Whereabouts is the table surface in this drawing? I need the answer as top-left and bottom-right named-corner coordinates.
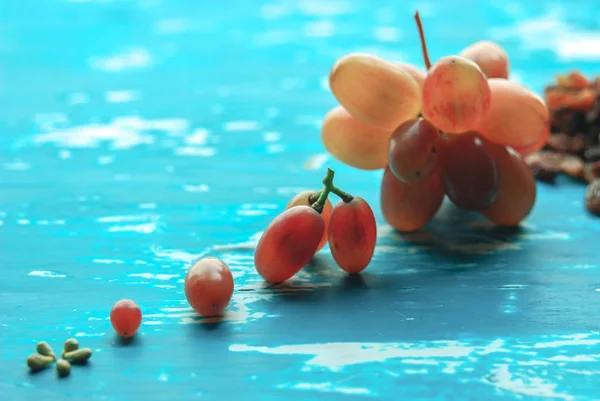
top-left (1, 1), bottom-right (600, 400)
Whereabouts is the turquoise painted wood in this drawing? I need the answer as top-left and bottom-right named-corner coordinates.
top-left (1, 0), bottom-right (600, 400)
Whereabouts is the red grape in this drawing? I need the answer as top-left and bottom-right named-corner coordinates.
top-left (328, 197), bottom-right (377, 274)
top-left (286, 191), bottom-right (332, 251)
top-left (110, 299), bottom-right (142, 338)
top-left (481, 145), bottom-right (536, 226)
top-left (388, 118), bottom-right (441, 184)
top-left (380, 166), bottom-right (444, 232)
top-left (254, 206), bottom-right (324, 283)
top-left (422, 56), bottom-right (491, 133)
top-left (184, 257), bottom-right (234, 316)
top-left (441, 132), bottom-right (499, 211)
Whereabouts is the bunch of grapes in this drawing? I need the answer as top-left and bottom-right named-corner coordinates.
top-left (321, 12), bottom-right (549, 231)
top-left (254, 168), bottom-right (377, 283)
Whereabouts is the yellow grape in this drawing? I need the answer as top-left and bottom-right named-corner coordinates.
top-left (395, 62), bottom-right (425, 88)
top-left (380, 166), bottom-right (444, 232)
top-left (422, 56), bottom-right (491, 133)
top-left (481, 145), bottom-right (536, 226)
top-left (476, 79), bottom-right (549, 150)
top-left (321, 106), bottom-right (392, 170)
top-left (460, 40), bottom-right (509, 79)
top-left (329, 53), bottom-right (421, 130)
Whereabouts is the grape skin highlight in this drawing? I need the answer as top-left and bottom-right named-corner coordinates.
top-left (329, 53), bottom-right (422, 130)
top-left (388, 118), bottom-right (441, 184)
top-left (422, 56), bottom-right (491, 133)
top-left (380, 166), bottom-right (445, 232)
top-left (254, 206), bottom-right (324, 283)
top-left (322, 106), bottom-right (393, 170)
top-left (328, 197), bottom-right (377, 274)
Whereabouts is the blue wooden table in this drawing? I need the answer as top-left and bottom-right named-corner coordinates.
top-left (1, 1), bottom-right (600, 400)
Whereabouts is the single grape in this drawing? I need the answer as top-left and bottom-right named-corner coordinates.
top-left (184, 257), bottom-right (234, 316)
top-left (254, 206), bottom-right (324, 283)
top-left (422, 56), bottom-right (491, 133)
top-left (476, 79), bottom-right (549, 150)
top-left (286, 190), bottom-right (332, 251)
top-left (380, 166), bottom-right (444, 232)
top-left (328, 197), bottom-right (377, 274)
top-left (395, 62), bottom-right (426, 88)
top-left (388, 118), bottom-right (441, 184)
top-left (459, 40), bottom-right (509, 79)
top-left (329, 53), bottom-right (421, 130)
top-left (322, 106), bottom-right (392, 170)
top-left (110, 299), bottom-right (142, 338)
top-left (481, 145), bottom-right (536, 226)
top-left (441, 132), bottom-right (499, 211)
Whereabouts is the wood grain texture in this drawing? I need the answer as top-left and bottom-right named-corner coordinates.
top-left (1, 1), bottom-right (600, 400)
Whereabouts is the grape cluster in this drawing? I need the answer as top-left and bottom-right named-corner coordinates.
top-left (322, 13), bottom-right (548, 231)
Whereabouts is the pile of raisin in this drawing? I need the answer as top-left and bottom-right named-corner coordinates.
top-left (525, 71), bottom-right (600, 215)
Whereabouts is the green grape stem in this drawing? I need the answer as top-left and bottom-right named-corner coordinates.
top-left (310, 168), bottom-right (354, 213)
top-left (414, 11), bottom-right (432, 70)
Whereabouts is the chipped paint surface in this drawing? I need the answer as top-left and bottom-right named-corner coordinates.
top-left (2, 0), bottom-right (600, 400)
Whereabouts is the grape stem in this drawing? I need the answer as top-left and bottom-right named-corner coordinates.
top-left (310, 168), bottom-right (354, 213)
top-left (414, 11), bottom-right (431, 70)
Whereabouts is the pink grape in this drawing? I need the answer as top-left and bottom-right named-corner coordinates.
top-left (184, 257), bottom-right (234, 317)
top-left (476, 79), bottom-right (549, 150)
top-left (110, 299), bottom-right (142, 338)
top-left (460, 40), bottom-right (509, 79)
top-left (422, 56), bottom-right (491, 134)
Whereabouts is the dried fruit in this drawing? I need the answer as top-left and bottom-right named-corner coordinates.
top-left (559, 154), bottom-right (585, 179)
top-left (27, 354), bottom-right (54, 373)
top-left (528, 71), bottom-right (600, 215)
top-left (586, 180), bottom-right (600, 215)
top-left (63, 348), bottom-right (92, 365)
top-left (56, 359), bottom-right (71, 378)
top-left (36, 341), bottom-right (55, 360)
top-left (63, 338), bottom-right (79, 355)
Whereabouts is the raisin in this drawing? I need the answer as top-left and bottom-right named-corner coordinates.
top-left (526, 152), bottom-right (561, 183)
top-left (552, 108), bottom-right (587, 136)
top-left (585, 180), bottom-right (600, 215)
top-left (546, 133), bottom-right (571, 152)
top-left (559, 155), bottom-right (585, 179)
top-left (584, 146), bottom-right (600, 162)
